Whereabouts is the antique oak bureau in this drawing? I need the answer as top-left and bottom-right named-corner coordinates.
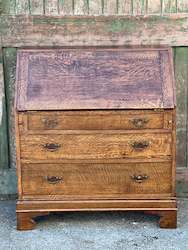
top-left (15, 47), bottom-right (177, 230)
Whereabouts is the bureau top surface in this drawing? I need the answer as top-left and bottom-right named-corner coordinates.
top-left (16, 47), bottom-right (175, 111)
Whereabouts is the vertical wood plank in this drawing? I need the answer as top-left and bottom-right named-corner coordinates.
top-left (147, 0), bottom-right (162, 14)
top-left (0, 0), bottom-right (16, 14)
top-left (45, 0), bottom-right (59, 15)
top-left (174, 48), bottom-right (188, 168)
top-left (30, 0), bottom-right (44, 14)
top-left (163, 0), bottom-right (177, 13)
top-left (74, 0), bottom-right (89, 15)
top-left (0, 49), bottom-right (9, 169)
top-left (59, 0), bottom-right (73, 15)
top-left (118, 0), bottom-right (132, 14)
top-left (89, 0), bottom-right (102, 15)
top-left (132, 0), bottom-right (146, 15)
top-left (3, 48), bottom-right (17, 169)
top-left (103, 0), bottom-right (118, 15)
top-left (177, 0), bottom-right (188, 13)
top-left (15, 0), bottom-right (30, 14)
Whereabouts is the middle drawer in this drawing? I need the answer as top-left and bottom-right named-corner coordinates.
top-left (20, 132), bottom-right (172, 162)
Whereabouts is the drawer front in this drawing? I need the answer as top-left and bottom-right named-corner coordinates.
top-left (26, 111), bottom-right (172, 131)
top-left (22, 162), bottom-right (172, 198)
top-left (20, 133), bottom-right (172, 161)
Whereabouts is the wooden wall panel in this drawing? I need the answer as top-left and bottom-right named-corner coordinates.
top-left (2, 0), bottom-right (188, 15)
top-left (58, 0), bottom-right (73, 15)
top-left (118, 0), bottom-right (132, 14)
top-left (74, 0), bottom-right (89, 15)
top-left (3, 16), bottom-right (188, 47)
top-left (0, 49), bottom-right (9, 169)
top-left (147, 0), bottom-right (161, 14)
top-left (89, 0), bottom-right (102, 15)
top-left (0, 0), bottom-right (16, 14)
top-left (45, 0), bottom-right (59, 15)
top-left (103, 0), bottom-right (118, 15)
top-left (30, 0), bottom-right (44, 15)
top-left (177, 0), bottom-right (188, 13)
top-left (174, 48), bottom-right (188, 169)
top-left (15, 0), bottom-right (30, 14)
top-left (163, 0), bottom-right (177, 13)
top-left (132, 0), bottom-right (146, 15)
top-left (2, 48), bottom-right (17, 169)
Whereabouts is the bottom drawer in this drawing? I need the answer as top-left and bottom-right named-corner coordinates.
top-left (21, 162), bottom-right (173, 199)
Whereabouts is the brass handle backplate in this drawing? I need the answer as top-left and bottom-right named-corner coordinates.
top-left (42, 118), bottom-right (58, 129)
top-left (45, 176), bottom-right (63, 184)
top-left (131, 174), bottom-right (149, 183)
top-left (42, 143), bottom-right (61, 152)
top-left (130, 141), bottom-right (150, 151)
top-left (130, 118), bottom-right (149, 128)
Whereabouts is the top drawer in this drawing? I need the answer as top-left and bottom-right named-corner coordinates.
top-left (25, 110), bottom-right (173, 131)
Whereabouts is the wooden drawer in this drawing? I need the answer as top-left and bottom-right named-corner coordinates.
top-left (20, 132), bottom-right (172, 162)
top-left (25, 110), bottom-right (173, 131)
top-left (21, 162), bottom-right (172, 198)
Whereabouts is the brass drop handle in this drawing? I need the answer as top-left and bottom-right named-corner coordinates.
top-left (130, 118), bottom-right (149, 128)
top-left (130, 141), bottom-right (150, 151)
top-left (45, 176), bottom-right (63, 184)
top-left (42, 118), bottom-right (58, 129)
top-left (42, 143), bottom-right (61, 152)
top-left (131, 174), bottom-right (149, 183)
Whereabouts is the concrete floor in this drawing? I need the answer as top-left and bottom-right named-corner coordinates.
top-left (0, 200), bottom-right (188, 250)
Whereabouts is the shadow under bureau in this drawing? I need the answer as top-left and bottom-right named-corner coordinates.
top-left (15, 47), bottom-right (177, 230)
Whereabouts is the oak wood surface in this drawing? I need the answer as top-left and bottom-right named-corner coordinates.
top-left (16, 48), bottom-right (175, 110)
top-left (20, 132), bottom-right (172, 161)
top-left (26, 110), bottom-right (172, 131)
top-left (15, 47), bottom-right (177, 229)
top-left (21, 162), bottom-right (172, 198)
top-left (17, 199), bottom-right (177, 211)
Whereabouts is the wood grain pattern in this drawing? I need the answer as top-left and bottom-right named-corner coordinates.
top-left (26, 110), bottom-right (170, 131)
top-left (3, 48), bottom-right (17, 169)
top-left (21, 162), bottom-right (173, 197)
top-left (163, 0), bottom-right (177, 13)
top-left (177, 0), bottom-right (188, 13)
top-left (45, 0), bottom-right (59, 15)
top-left (2, 16), bottom-right (188, 47)
top-left (174, 48), bottom-right (188, 168)
top-left (103, 0), bottom-right (118, 15)
top-left (15, 0), bottom-right (30, 14)
top-left (58, 0), bottom-right (73, 15)
top-left (20, 133), bottom-right (172, 161)
top-left (15, 47), bottom-right (177, 230)
top-left (118, 0), bottom-right (132, 14)
top-left (30, 0), bottom-right (44, 14)
top-left (16, 48), bottom-right (175, 111)
top-left (16, 205), bottom-right (177, 230)
top-left (132, 0), bottom-right (146, 15)
top-left (0, 49), bottom-right (9, 169)
top-left (74, 0), bottom-right (89, 15)
top-left (88, 0), bottom-right (102, 15)
top-left (17, 212), bottom-right (49, 230)
top-left (1, 0), bottom-right (188, 15)
top-left (147, 0), bottom-right (161, 14)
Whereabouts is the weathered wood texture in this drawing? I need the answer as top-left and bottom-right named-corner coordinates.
top-left (16, 48), bottom-right (175, 110)
top-left (2, 16), bottom-right (188, 47)
top-left (1, 0), bottom-right (188, 15)
top-left (0, 49), bottom-right (9, 169)
top-left (2, 48), bottom-right (17, 169)
top-left (174, 48), bottom-right (188, 169)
